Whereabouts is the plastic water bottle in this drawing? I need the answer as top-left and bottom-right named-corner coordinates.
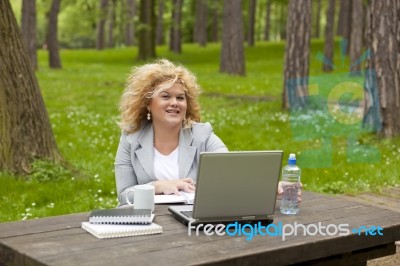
top-left (280, 153), bottom-right (301, 215)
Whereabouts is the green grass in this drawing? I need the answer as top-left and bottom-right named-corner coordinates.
top-left (1, 40), bottom-right (399, 222)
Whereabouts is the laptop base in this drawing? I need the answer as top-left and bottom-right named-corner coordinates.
top-left (170, 209), bottom-right (274, 228)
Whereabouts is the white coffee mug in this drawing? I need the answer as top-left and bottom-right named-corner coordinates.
top-left (125, 184), bottom-right (155, 212)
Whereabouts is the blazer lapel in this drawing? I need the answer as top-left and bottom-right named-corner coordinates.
top-left (179, 128), bottom-right (197, 178)
top-left (135, 123), bottom-right (155, 180)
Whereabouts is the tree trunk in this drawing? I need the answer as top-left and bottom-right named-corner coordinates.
top-left (314, 0), bottom-right (321, 38)
top-left (220, 0), bottom-right (245, 76)
top-left (125, 0), bottom-right (136, 46)
top-left (337, 0), bottom-right (346, 36)
top-left (279, 2), bottom-right (287, 40)
top-left (323, 0), bottom-right (335, 72)
top-left (0, 0), bottom-right (62, 174)
top-left (138, 0), bottom-right (156, 60)
top-left (349, 0), bottom-right (363, 75)
top-left (96, 0), bottom-right (108, 50)
top-left (21, 0), bottom-right (37, 70)
top-left (169, 0), bottom-right (183, 53)
top-left (264, 0), bottom-right (271, 41)
top-left (107, 0), bottom-right (116, 48)
top-left (194, 0), bottom-right (208, 47)
top-left (362, 0), bottom-right (381, 132)
top-left (282, 0), bottom-right (312, 110)
top-left (337, 0), bottom-right (352, 52)
top-left (247, 0), bottom-right (256, 46)
top-left (156, 0), bottom-right (165, 45)
top-left (370, 0), bottom-right (400, 137)
top-left (47, 0), bottom-right (62, 69)
top-left (210, 1), bottom-right (220, 42)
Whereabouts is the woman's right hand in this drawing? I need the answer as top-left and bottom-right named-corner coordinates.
top-left (153, 178), bottom-right (195, 195)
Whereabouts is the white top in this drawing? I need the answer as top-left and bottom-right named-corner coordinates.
top-left (154, 147), bottom-right (179, 180)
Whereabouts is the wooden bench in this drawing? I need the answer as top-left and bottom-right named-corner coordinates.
top-left (0, 191), bottom-right (399, 265)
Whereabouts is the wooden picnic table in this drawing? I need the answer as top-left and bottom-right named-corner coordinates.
top-left (0, 191), bottom-right (399, 266)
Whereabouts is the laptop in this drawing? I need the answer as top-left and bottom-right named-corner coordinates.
top-left (168, 151), bottom-right (283, 226)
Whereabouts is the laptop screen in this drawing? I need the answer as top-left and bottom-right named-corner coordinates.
top-left (192, 151), bottom-right (283, 220)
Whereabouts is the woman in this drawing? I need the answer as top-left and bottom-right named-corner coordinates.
top-left (115, 59), bottom-right (227, 205)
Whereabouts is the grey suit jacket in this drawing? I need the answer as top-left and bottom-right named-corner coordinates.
top-left (114, 121), bottom-right (228, 205)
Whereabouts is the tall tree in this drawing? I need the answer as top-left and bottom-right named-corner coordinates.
top-left (210, 1), bottom-right (220, 42)
top-left (314, 0), bottom-right (321, 38)
top-left (46, 0), bottom-right (62, 69)
top-left (0, 0), bottom-right (61, 174)
top-left (279, 2), bottom-right (287, 40)
top-left (369, 0), bottom-right (400, 137)
top-left (107, 0), bottom-right (116, 48)
top-left (125, 0), bottom-right (136, 46)
top-left (264, 0), bottom-right (272, 41)
top-left (337, 0), bottom-right (352, 50)
top-left (247, 0), bottom-right (257, 46)
top-left (220, 0), bottom-right (245, 75)
top-left (21, 0), bottom-right (37, 70)
top-left (349, 0), bottom-right (363, 75)
top-left (282, 0), bottom-right (312, 109)
top-left (96, 0), bottom-right (108, 50)
top-left (138, 0), bottom-right (156, 60)
top-left (323, 0), bottom-right (335, 72)
top-left (363, 0), bottom-right (380, 132)
top-left (193, 0), bottom-right (208, 47)
top-left (169, 0), bottom-right (183, 53)
top-left (156, 0), bottom-right (165, 45)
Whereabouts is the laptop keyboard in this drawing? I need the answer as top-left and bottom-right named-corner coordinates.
top-left (181, 211), bottom-right (193, 218)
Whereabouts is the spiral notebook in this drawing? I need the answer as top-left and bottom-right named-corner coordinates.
top-left (89, 208), bottom-right (154, 224)
top-left (82, 222), bottom-right (162, 239)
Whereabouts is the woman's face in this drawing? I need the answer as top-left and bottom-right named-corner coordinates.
top-left (148, 83), bottom-right (187, 129)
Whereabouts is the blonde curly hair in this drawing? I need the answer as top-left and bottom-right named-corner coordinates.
top-left (118, 59), bottom-right (201, 133)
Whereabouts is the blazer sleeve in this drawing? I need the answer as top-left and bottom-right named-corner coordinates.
top-left (205, 131), bottom-right (229, 152)
top-left (114, 133), bottom-right (137, 205)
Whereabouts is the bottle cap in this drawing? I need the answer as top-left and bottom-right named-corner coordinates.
top-left (288, 153), bottom-right (296, 165)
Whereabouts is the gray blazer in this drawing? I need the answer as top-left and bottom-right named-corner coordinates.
top-left (114, 121), bottom-right (228, 205)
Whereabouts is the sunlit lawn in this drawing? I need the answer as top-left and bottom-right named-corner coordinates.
top-left (0, 40), bottom-right (399, 222)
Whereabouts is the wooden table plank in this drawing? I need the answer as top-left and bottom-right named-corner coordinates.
top-left (0, 213), bottom-right (88, 238)
top-left (0, 191), bottom-right (399, 266)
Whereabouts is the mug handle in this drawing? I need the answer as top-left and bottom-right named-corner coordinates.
top-left (125, 188), bottom-right (135, 206)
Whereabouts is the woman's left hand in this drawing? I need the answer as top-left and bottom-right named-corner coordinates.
top-left (277, 181), bottom-right (302, 203)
